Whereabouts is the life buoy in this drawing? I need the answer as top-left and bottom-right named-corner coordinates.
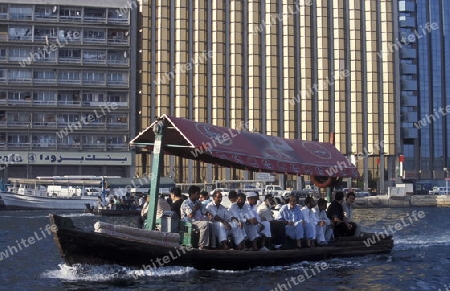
top-left (310, 176), bottom-right (338, 188)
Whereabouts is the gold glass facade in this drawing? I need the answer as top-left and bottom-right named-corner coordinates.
top-left (138, 0), bottom-right (396, 190)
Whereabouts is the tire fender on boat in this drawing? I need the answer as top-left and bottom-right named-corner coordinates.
top-left (310, 176), bottom-right (339, 188)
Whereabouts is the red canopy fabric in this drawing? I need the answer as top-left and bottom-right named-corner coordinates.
top-left (130, 115), bottom-right (360, 178)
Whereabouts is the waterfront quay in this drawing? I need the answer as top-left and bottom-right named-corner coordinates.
top-left (353, 195), bottom-right (450, 208)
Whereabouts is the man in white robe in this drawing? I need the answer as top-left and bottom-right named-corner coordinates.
top-left (300, 196), bottom-right (318, 247)
top-left (229, 192), bottom-right (259, 250)
top-left (247, 192), bottom-right (271, 251)
top-left (206, 190), bottom-right (245, 250)
top-left (315, 198), bottom-right (332, 244)
top-left (342, 192), bottom-right (362, 236)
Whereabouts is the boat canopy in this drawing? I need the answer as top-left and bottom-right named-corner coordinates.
top-left (130, 114), bottom-right (360, 178)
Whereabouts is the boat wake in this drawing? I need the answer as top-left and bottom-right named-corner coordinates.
top-left (393, 235), bottom-right (450, 250)
top-left (58, 213), bottom-right (94, 218)
top-left (42, 263), bottom-right (195, 281)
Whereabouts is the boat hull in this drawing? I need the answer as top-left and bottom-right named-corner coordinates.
top-left (1, 192), bottom-right (98, 210)
top-left (49, 214), bottom-right (394, 270)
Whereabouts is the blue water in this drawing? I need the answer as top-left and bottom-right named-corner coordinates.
top-left (0, 208), bottom-right (449, 291)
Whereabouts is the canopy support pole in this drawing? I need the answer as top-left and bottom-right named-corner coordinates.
top-left (146, 118), bottom-right (167, 230)
top-left (327, 132), bottom-right (335, 203)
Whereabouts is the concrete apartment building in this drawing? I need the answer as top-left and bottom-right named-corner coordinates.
top-left (0, 0), bottom-right (137, 179)
top-left (136, 0), bottom-right (397, 191)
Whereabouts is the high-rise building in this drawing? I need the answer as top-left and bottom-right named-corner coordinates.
top-left (397, 0), bottom-right (450, 184)
top-left (138, 1), bottom-right (396, 192)
top-left (0, 0), bottom-right (137, 179)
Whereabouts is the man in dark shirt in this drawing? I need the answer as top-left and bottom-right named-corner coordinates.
top-left (326, 191), bottom-right (355, 237)
top-left (170, 187), bottom-right (183, 219)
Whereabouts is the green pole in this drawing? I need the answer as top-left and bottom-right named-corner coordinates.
top-left (326, 186), bottom-right (332, 203)
top-left (146, 119), bottom-right (166, 230)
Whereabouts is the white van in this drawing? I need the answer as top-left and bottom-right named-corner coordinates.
top-left (429, 187), bottom-right (450, 195)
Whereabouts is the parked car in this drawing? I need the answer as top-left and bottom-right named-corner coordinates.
top-left (429, 187), bottom-right (450, 195)
top-left (209, 188), bottom-right (230, 196)
top-left (343, 188), bottom-right (369, 197)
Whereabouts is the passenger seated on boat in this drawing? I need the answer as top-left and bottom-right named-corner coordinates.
top-left (342, 192), bottom-right (362, 236)
top-left (107, 198), bottom-right (115, 210)
top-left (170, 187), bottom-right (183, 219)
top-left (157, 194), bottom-right (171, 217)
top-left (326, 191), bottom-right (356, 237)
top-left (247, 192), bottom-right (271, 251)
top-left (227, 190), bottom-right (238, 209)
top-left (138, 195), bottom-right (146, 208)
top-left (96, 196), bottom-right (104, 210)
top-left (315, 198), bottom-right (332, 245)
top-left (257, 194), bottom-right (286, 249)
top-left (277, 193), bottom-right (305, 249)
top-left (206, 190), bottom-right (245, 250)
top-left (229, 193), bottom-right (260, 251)
top-left (200, 191), bottom-right (210, 215)
top-left (180, 185), bottom-right (210, 250)
top-left (138, 193), bottom-right (172, 229)
top-left (300, 197), bottom-right (318, 247)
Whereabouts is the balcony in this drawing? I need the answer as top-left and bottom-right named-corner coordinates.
top-left (59, 57), bottom-right (81, 64)
top-left (106, 122), bottom-right (128, 129)
top-left (84, 8), bottom-right (107, 23)
top-left (8, 77), bottom-right (32, 84)
top-left (32, 121), bottom-right (56, 128)
top-left (58, 79), bottom-right (81, 85)
top-left (59, 7), bottom-right (82, 22)
top-left (83, 30), bottom-right (107, 44)
top-left (107, 30), bottom-right (129, 45)
top-left (107, 11), bottom-right (129, 25)
top-left (83, 143), bottom-right (106, 149)
top-left (82, 79), bottom-right (106, 86)
top-left (57, 100), bottom-right (81, 106)
top-left (82, 51), bottom-right (106, 64)
top-left (32, 99), bottom-right (57, 106)
top-left (34, 6), bottom-right (58, 21)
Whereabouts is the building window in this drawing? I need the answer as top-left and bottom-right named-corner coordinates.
top-left (59, 7), bottom-right (82, 20)
top-left (35, 6), bottom-right (58, 20)
top-left (107, 72), bottom-right (128, 86)
top-left (58, 70), bottom-right (80, 84)
top-left (33, 70), bottom-right (57, 83)
top-left (82, 50), bottom-right (106, 63)
top-left (57, 91), bottom-right (80, 105)
top-left (33, 91), bottom-right (57, 105)
top-left (8, 69), bottom-right (32, 82)
top-left (82, 71), bottom-right (105, 85)
top-left (8, 26), bottom-right (32, 41)
top-left (83, 29), bottom-right (106, 43)
top-left (10, 5), bottom-right (33, 20)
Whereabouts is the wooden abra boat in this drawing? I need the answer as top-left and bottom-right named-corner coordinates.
top-left (49, 214), bottom-right (393, 271)
top-left (49, 115), bottom-right (393, 270)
